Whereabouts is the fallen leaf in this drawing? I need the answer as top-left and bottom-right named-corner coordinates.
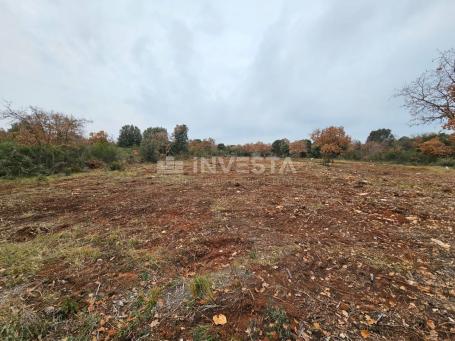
top-left (213, 314), bottom-right (227, 325)
top-left (360, 329), bottom-right (370, 338)
top-left (427, 319), bottom-right (436, 330)
top-left (365, 315), bottom-right (376, 325)
top-left (313, 322), bottom-right (321, 330)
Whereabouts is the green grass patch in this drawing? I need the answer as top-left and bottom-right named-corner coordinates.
top-left (190, 276), bottom-right (213, 302)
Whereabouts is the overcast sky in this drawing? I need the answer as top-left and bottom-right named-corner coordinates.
top-left (1, 0), bottom-right (454, 143)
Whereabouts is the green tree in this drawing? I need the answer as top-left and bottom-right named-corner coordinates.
top-left (271, 139), bottom-right (290, 157)
top-left (366, 129), bottom-right (395, 145)
top-left (170, 124), bottom-right (189, 155)
top-left (117, 125), bottom-right (142, 147)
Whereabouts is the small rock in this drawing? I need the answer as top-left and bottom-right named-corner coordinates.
top-left (44, 306), bottom-right (55, 315)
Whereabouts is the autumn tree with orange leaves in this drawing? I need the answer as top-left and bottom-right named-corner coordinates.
top-left (188, 138), bottom-right (217, 156)
top-left (241, 142), bottom-right (271, 156)
top-left (88, 131), bottom-right (110, 144)
top-left (1, 104), bottom-right (88, 146)
top-left (419, 137), bottom-right (453, 157)
top-left (289, 139), bottom-right (311, 157)
top-left (311, 126), bottom-right (351, 164)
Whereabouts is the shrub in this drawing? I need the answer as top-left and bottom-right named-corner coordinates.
top-left (0, 142), bottom-right (36, 177)
top-left (89, 142), bottom-right (119, 163)
top-left (139, 139), bottom-right (159, 163)
top-left (435, 158), bottom-right (455, 167)
top-left (109, 161), bottom-right (124, 171)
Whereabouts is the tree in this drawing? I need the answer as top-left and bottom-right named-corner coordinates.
top-left (311, 126), bottom-right (351, 164)
top-left (366, 128), bottom-right (395, 145)
top-left (397, 49), bottom-right (455, 128)
top-left (419, 137), bottom-right (452, 157)
top-left (271, 139), bottom-right (290, 157)
top-left (242, 142), bottom-right (271, 156)
top-left (89, 131), bottom-right (109, 144)
top-left (117, 125), bottom-right (141, 147)
top-left (188, 138), bottom-right (216, 156)
top-left (289, 139), bottom-right (311, 157)
top-left (1, 104), bottom-right (88, 146)
top-left (170, 124), bottom-right (189, 155)
top-left (143, 127), bottom-right (169, 154)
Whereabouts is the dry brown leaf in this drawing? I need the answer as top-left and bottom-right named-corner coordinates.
top-left (213, 314), bottom-right (227, 325)
top-left (365, 315), bottom-right (376, 325)
top-left (313, 322), bottom-right (321, 330)
top-left (427, 319), bottom-right (436, 330)
top-left (360, 329), bottom-right (370, 338)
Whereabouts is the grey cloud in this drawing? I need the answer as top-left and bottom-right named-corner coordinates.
top-left (0, 0), bottom-right (453, 143)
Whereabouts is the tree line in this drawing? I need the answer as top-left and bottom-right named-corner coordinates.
top-left (0, 49), bottom-right (454, 177)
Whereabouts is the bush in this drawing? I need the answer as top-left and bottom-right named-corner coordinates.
top-left (89, 142), bottom-right (119, 163)
top-left (140, 139), bottom-right (159, 163)
top-left (0, 142), bottom-right (36, 177)
top-left (109, 161), bottom-right (124, 171)
top-left (435, 158), bottom-right (455, 167)
top-left (0, 141), bottom-right (125, 178)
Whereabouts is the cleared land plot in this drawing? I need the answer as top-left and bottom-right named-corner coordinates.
top-left (0, 160), bottom-right (454, 340)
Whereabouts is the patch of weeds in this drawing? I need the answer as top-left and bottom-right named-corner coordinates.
top-left (0, 232), bottom-right (101, 287)
top-left (57, 297), bottom-right (79, 320)
top-left (67, 312), bottom-right (100, 341)
top-left (192, 324), bottom-right (220, 341)
top-left (249, 250), bottom-right (257, 260)
top-left (245, 319), bottom-right (262, 340)
top-left (66, 245), bottom-right (102, 269)
top-left (139, 271), bottom-right (150, 281)
top-left (190, 276), bottom-right (213, 301)
top-left (0, 307), bottom-right (50, 340)
top-left (129, 249), bottom-right (161, 271)
top-left (264, 306), bottom-right (293, 340)
top-left (0, 242), bottom-right (43, 286)
top-left (116, 288), bottom-right (161, 340)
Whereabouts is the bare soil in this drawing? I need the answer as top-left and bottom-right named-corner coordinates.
top-left (0, 159), bottom-right (454, 340)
